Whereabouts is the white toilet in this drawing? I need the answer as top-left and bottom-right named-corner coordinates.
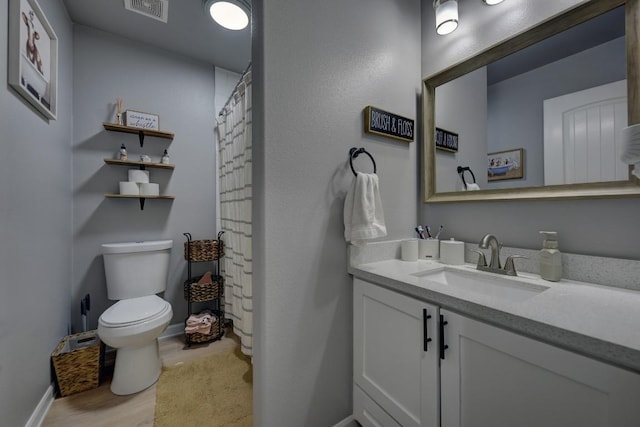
top-left (97, 240), bottom-right (173, 395)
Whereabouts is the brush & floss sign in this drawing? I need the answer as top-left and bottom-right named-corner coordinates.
top-left (364, 106), bottom-right (414, 143)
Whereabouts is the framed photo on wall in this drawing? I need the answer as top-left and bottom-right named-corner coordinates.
top-left (488, 148), bottom-right (524, 181)
top-left (8, 0), bottom-right (58, 120)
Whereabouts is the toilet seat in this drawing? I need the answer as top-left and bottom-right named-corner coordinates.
top-left (99, 295), bottom-right (171, 328)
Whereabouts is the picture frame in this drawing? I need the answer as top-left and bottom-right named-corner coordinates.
top-left (8, 0), bottom-right (58, 120)
top-left (124, 110), bottom-right (160, 131)
top-left (487, 148), bottom-right (524, 181)
top-left (435, 127), bottom-right (458, 153)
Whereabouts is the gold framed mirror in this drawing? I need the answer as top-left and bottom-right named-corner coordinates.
top-left (423, 0), bottom-right (640, 203)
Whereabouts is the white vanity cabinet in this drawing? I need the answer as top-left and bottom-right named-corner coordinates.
top-left (440, 309), bottom-right (640, 427)
top-left (354, 278), bottom-right (640, 427)
top-left (353, 278), bottom-right (439, 427)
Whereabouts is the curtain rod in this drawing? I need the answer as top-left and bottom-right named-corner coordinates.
top-left (218, 61), bottom-right (252, 116)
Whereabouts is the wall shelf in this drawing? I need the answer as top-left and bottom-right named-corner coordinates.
top-left (104, 194), bottom-right (175, 210)
top-left (103, 123), bottom-right (174, 147)
top-left (103, 158), bottom-right (175, 170)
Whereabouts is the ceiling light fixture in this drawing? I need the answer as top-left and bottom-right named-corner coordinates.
top-left (434, 0), bottom-right (459, 35)
top-left (483, 0), bottom-right (505, 5)
top-left (204, 0), bottom-right (250, 31)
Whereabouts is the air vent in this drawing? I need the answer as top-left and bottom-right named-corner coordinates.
top-left (124, 0), bottom-right (168, 23)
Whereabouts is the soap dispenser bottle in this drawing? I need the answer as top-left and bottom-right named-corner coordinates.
top-left (539, 231), bottom-right (562, 282)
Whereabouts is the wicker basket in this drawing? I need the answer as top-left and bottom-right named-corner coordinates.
top-left (186, 312), bottom-right (224, 344)
top-left (184, 275), bottom-right (224, 302)
top-left (183, 239), bottom-right (224, 262)
top-left (52, 331), bottom-right (103, 397)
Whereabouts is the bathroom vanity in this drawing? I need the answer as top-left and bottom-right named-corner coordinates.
top-left (349, 242), bottom-right (640, 427)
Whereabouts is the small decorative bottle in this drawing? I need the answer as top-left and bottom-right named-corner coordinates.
top-left (119, 144), bottom-right (127, 160)
top-left (161, 149), bottom-right (170, 164)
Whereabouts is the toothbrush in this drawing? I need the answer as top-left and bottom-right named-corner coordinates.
top-left (434, 225), bottom-right (444, 240)
top-left (425, 226), bottom-right (433, 239)
top-left (416, 226), bottom-right (426, 239)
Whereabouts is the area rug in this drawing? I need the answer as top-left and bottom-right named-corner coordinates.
top-left (154, 347), bottom-right (252, 426)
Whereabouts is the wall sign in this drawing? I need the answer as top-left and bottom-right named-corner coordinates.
top-left (435, 127), bottom-right (458, 153)
top-left (364, 106), bottom-right (414, 143)
top-left (124, 110), bottom-right (160, 131)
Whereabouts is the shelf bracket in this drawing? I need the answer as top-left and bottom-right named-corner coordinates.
top-left (139, 197), bottom-right (145, 210)
top-left (138, 130), bottom-right (145, 147)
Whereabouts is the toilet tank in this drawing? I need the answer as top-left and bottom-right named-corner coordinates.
top-left (102, 240), bottom-right (173, 300)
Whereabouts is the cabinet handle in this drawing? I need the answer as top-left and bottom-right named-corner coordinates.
top-left (423, 308), bottom-right (432, 352)
top-left (439, 314), bottom-right (449, 360)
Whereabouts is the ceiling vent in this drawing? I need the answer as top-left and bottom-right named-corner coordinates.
top-left (124, 0), bottom-right (169, 23)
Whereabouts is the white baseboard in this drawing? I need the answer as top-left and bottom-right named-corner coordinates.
top-left (333, 415), bottom-right (357, 427)
top-left (25, 384), bottom-right (54, 427)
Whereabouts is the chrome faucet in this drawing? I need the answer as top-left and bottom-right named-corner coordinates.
top-left (479, 234), bottom-right (501, 269)
top-left (473, 234), bottom-right (525, 276)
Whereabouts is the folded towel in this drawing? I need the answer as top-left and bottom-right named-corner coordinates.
top-left (186, 311), bottom-right (213, 326)
top-left (185, 323), bottom-right (212, 335)
top-left (344, 172), bottom-right (386, 246)
top-left (197, 271), bottom-right (213, 285)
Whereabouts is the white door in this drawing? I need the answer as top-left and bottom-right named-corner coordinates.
top-left (440, 309), bottom-right (640, 427)
top-left (543, 80), bottom-right (627, 185)
top-left (353, 279), bottom-right (440, 427)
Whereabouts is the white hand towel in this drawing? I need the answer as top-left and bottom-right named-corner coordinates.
top-left (466, 183), bottom-right (480, 191)
top-left (344, 172), bottom-right (387, 245)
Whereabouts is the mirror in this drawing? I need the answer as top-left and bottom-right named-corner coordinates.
top-left (423, 0), bottom-right (640, 202)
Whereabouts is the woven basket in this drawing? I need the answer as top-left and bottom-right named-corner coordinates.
top-left (184, 275), bottom-right (224, 302)
top-left (186, 313), bottom-right (223, 343)
top-left (52, 331), bottom-right (103, 397)
top-left (183, 239), bottom-right (224, 262)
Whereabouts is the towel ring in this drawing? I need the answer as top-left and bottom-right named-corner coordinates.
top-left (457, 166), bottom-right (476, 190)
top-left (349, 147), bottom-right (377, 176)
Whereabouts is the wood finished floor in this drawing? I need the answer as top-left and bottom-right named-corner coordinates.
top-left (42, 328), bottom-right (241, 427)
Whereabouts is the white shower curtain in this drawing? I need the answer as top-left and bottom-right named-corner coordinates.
top-left (217, 68), bottom-right (253, 356)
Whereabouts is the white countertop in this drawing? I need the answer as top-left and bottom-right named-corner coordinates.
top-left (349, 258), bottom-right (640, 373)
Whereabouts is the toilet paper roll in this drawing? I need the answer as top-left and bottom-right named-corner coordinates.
top-left (138, 182), bottom-right (160, 196)
top-left (419, 239), bottom-right (439, 260)
top-left (119, 181), bottom-right (139, 195)
top-left (440, 238), bottom-right (465, 265)
top-left (401, 239), bottom-right (419, 262)
top-left (128, 169), bottom-right (150, 183)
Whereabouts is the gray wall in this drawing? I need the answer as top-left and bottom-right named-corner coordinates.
top-left (487, 36), bottom-right (625, 189)
top-left (71, 26), bottom-right (219, 332)
top-left (253, 0), bottom-right (421, 425)
top-left (421, 0), bottom-right (640, 259)
top-left (436, 67), bottom-right (488, 192)
top-left (0, 0), bottom-right (73, 425)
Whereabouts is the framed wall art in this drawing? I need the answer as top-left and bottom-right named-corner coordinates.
top-left (8, 0), bottom-right (58, 120)
top-left (488, 148), bottom-right (524, 181)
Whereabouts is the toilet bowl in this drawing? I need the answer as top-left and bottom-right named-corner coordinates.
top-left (98, 295), bottom-right (172, 395)
top-left (97, 239), bottom-right (173, 395)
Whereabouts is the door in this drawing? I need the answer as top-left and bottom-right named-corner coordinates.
top-left (543, 80), bottom-right (628, 185)
top-left (353, 279), bottom-right (440, 427)
top-left (440, 309), bottom-right (640, 427)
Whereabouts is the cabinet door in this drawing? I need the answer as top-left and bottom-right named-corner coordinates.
top-left (440, 309), bottom-right (640, 427)
top-left (354, 279), bottom-right (439, 427)
top-left (354, 384), bottom-right (402, 427)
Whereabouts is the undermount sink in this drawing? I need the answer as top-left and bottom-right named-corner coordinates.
top-left (411, 268), bottom-right (549, 302)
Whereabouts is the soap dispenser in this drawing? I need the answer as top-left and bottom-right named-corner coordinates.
top-left (539, 231), bottom-right (562, 282)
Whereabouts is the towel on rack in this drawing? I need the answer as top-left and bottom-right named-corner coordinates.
top-left (465, 183), bottom-right (480, 191)
top-left (344, 172), bottom-right (387, 245)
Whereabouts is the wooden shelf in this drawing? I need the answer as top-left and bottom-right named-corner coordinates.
top-left (105, 194), bottom-right (175, 200)
top-left (103, 123), bottom-right (174, 139)
top-left (103, 158), bottom-right (175, 170)
top-left (105, 194), bottom-right (175, 210)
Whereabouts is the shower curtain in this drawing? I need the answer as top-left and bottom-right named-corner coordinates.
top-left (217, 68), bottom-right (253, 356)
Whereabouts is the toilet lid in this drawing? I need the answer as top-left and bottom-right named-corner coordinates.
top-left (100, 295), bottom-right (170, 327)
